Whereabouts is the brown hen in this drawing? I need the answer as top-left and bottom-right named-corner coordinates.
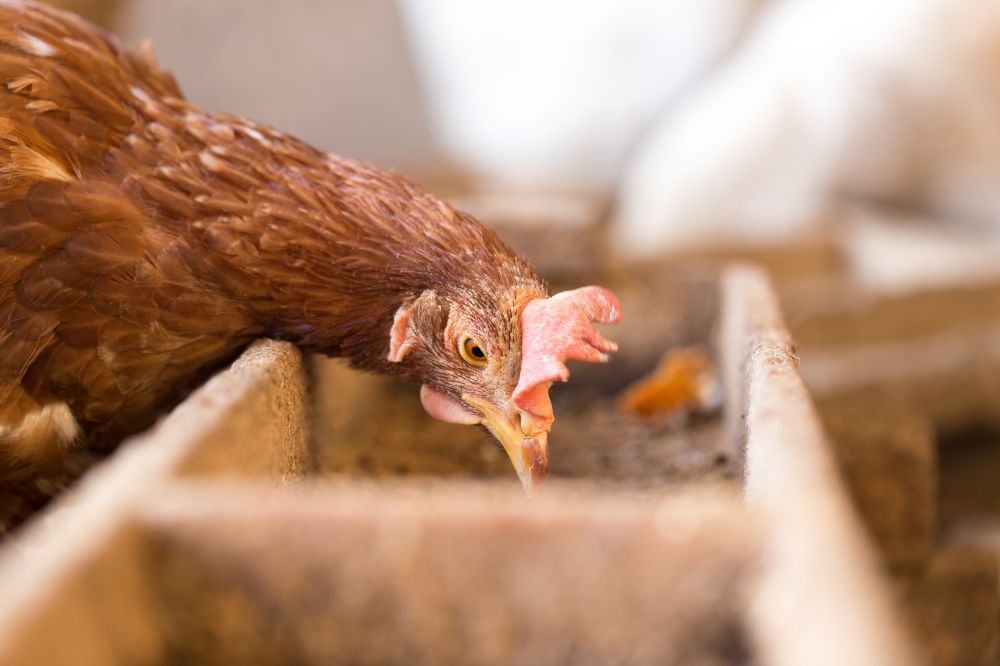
top-left (0, 1), bottom-right (620, 491)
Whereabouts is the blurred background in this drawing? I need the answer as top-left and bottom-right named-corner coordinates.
top-left (56, 0), bottom-right (1000, 256)
top-left (21, 1), bottom-right (1000, 664)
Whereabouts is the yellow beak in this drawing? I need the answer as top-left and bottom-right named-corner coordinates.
top-left (462, 394), bottom-right (549, 494)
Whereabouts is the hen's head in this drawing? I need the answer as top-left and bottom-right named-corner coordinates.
top-left (386, 282), bottom-right (621, 493)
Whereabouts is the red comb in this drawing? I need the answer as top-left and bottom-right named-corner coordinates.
top-left (512, 286), bottom-right (621, 430)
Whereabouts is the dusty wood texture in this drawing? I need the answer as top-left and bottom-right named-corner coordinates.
top-left (141, 482), bottom-right (755, 666)
top-left (894, 542), bottom-right (1000, 666)
top-left (802, 323), bottom-right (1000, 433)
top-left (169, 340), bottom-right (310, 480)
top-left (767, 220), bottom-right (1000, 664)
top-left (794, 282), bottom-right (1000, 574)
top-left (789, 281), bottom-right (1000, 350)
top-left (0, 339), bottom-right (308, 665)
top-left (718, 267), bottom-right (751, 471)
top-left (723, 266), bottom-right (919, 666)
top-left (819, 406), bottom-right (937, 567)
top-left (0, 269), bottom-right (926, 665)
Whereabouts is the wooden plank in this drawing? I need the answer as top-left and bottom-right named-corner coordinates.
top-left (723, 266), bottom-right (919, 666)
top-left (0, 340), bottom-right (308, 665)
top-left (141, 481), bottom-right (755, 666)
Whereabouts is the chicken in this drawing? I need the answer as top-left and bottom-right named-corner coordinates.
top-left (0, 1), bottom-right (620, 491)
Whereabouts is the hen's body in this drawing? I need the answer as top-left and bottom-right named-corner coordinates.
top-left (0, 1), bottom-right (545, 479)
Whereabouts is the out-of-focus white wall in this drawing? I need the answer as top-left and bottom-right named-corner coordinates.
top-left (81, 1), bottom-right (1000, 259)
top-left (398, 0), bottom-right (764, 197)
top-left (118, 0), bottom-right (446, 175)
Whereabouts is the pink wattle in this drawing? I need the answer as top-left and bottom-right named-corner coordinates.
top-left (512, 286), bottom-right (621, 430)
top-left (420, 384), bottom-right (480, 425)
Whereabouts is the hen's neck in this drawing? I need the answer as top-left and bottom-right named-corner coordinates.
top-left (163, 113), bottom-right (544, 366)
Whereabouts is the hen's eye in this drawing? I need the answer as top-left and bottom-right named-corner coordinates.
top-left (459, 334), bottom-right (488, 366)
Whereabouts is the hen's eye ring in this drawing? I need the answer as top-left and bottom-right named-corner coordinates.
top-left (459, 334), bottom-right (488, 366)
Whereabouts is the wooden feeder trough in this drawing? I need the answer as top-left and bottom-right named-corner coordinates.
top-left (0, 266), bottom-right (916, 666)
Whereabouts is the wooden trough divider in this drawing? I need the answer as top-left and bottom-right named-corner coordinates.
top-left (137, 481), bottom-right (755, 665)
top-left (778, 253), bottom-right (1000, 662)
top-left (723, 266), bottom-right (917, 666)
top-left (0, 339), bottom-right (310, 665)
top-left (0, 266), bottom-right (916, 664)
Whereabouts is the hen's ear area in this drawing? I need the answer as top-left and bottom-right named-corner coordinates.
top-left (512, 285), bottom-right (622, 430)
top-left (386, 290), bottom-right (445, 362)
top-left (387, 304), bottom-right (415, 362)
